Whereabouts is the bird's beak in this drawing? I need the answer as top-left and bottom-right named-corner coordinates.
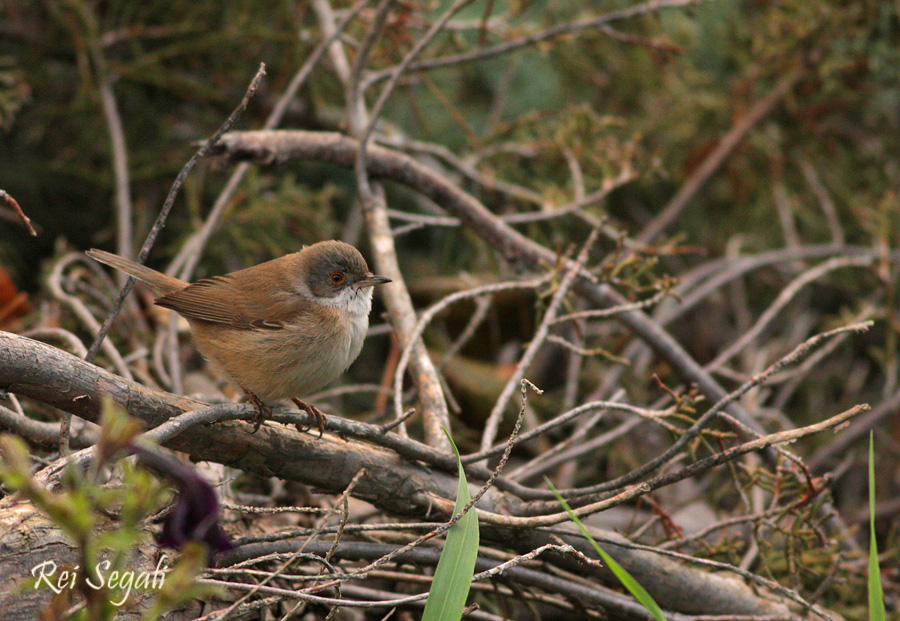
top-left (357, 274), bottom-right (392, 288)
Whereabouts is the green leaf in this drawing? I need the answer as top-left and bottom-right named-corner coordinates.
top-left (422, 428), bottom-right (480, 621)
top-left (868, 432), bottom-right (886, 621)
top-left (547, 479), bottom-right (667, 621)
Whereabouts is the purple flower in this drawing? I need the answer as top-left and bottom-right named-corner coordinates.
top-left (130, 444), bottom-right (232, 562)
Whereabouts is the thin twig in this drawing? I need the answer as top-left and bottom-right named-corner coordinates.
top-left (196, 578), bottom-right (428, 609)
top-left (0, 190), bottom-right (37, 236)
top-left (71, 0), bottom-right (133, 261)
top-left (376, 135), bottom-right (545, 205)
top-left (551, 286), bottom-right (671, 324)
top-left (799, 158), bottom-right (844, 247)
top-left (773, 181), bottom-right (802, 254)
top-left (0, 404), bottom-right (96, 447)
top-left (463, 397), bottom-right (664, 465)
top-left (508, 414), bottom-right (641, 484)
top-left (140, 403), bottom-right (252, 443)
top-left (379, 407), bottom-right (416, 433)
top-left (21, 328), bottom-right (89, 359)
top-left (437, 293), bottom-right (493, 372)
top-left (705, 256), bottom-right (873, 372)
top-left (96, 49), bottom-right (132, 263)
top-left (192, 596), bottom-right (283, 621)
top-left (545, 334), bottom-right (630, 364)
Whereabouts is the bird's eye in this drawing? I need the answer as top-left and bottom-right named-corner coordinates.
top-left (329, 272), bottom-right (345, 285)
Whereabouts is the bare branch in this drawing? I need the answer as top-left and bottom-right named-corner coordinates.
top-left (706, 256), bottom-right (873, 372)
top-left (0, 190), bottom-right (37, 236)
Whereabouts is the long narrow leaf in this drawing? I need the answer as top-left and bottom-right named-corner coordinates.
top-left (422, 429), bottom-right (480, 621)
top-left (548, 479), bottom-right (667, 621)
top-left (868, 432), bottom-right (886, 621)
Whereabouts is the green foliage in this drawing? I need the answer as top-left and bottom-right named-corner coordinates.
top-left (548, 479), bottom-right (667, 621)
top-left (0, 401), bottom-right (218, 618)
top-left (868, 432), bottom-right (886, 621)
top-left (422, 429), bottom-right (480, 621)
top-left (210, 172), bottom-right (344, 270)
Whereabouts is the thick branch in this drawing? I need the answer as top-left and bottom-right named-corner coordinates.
top-left (0, 331), bottom-right (456, 518)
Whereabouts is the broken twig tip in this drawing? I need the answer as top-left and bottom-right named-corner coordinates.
top-left (520, 379), bottom-right (544, 395)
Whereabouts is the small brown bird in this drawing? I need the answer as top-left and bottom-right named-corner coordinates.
top-left (87, 241), bottom-right (391, 432)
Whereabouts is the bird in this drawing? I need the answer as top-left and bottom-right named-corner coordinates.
top-left (87, 241), bottom-right (391, 433)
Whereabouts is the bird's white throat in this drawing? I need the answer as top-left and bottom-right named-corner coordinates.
top-left (312, 285), bottom-right (374, 317)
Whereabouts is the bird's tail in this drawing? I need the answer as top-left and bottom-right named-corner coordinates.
top-left (86, 249), bottom-right (187, 296)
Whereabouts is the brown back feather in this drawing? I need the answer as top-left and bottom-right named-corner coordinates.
top-left (154, 254), bottom-right (311, 329)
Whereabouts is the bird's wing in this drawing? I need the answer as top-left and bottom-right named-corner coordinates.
top-left (154, 271), bottom-right (303, 330)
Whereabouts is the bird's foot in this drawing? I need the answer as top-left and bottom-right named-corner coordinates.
top-left (291, 397), bottom-right (326, 438)
top-left (239, 386), bottom-right (270, 433)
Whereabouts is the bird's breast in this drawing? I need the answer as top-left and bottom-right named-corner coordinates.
top-left (189, 308), bottom-right (370, 400)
